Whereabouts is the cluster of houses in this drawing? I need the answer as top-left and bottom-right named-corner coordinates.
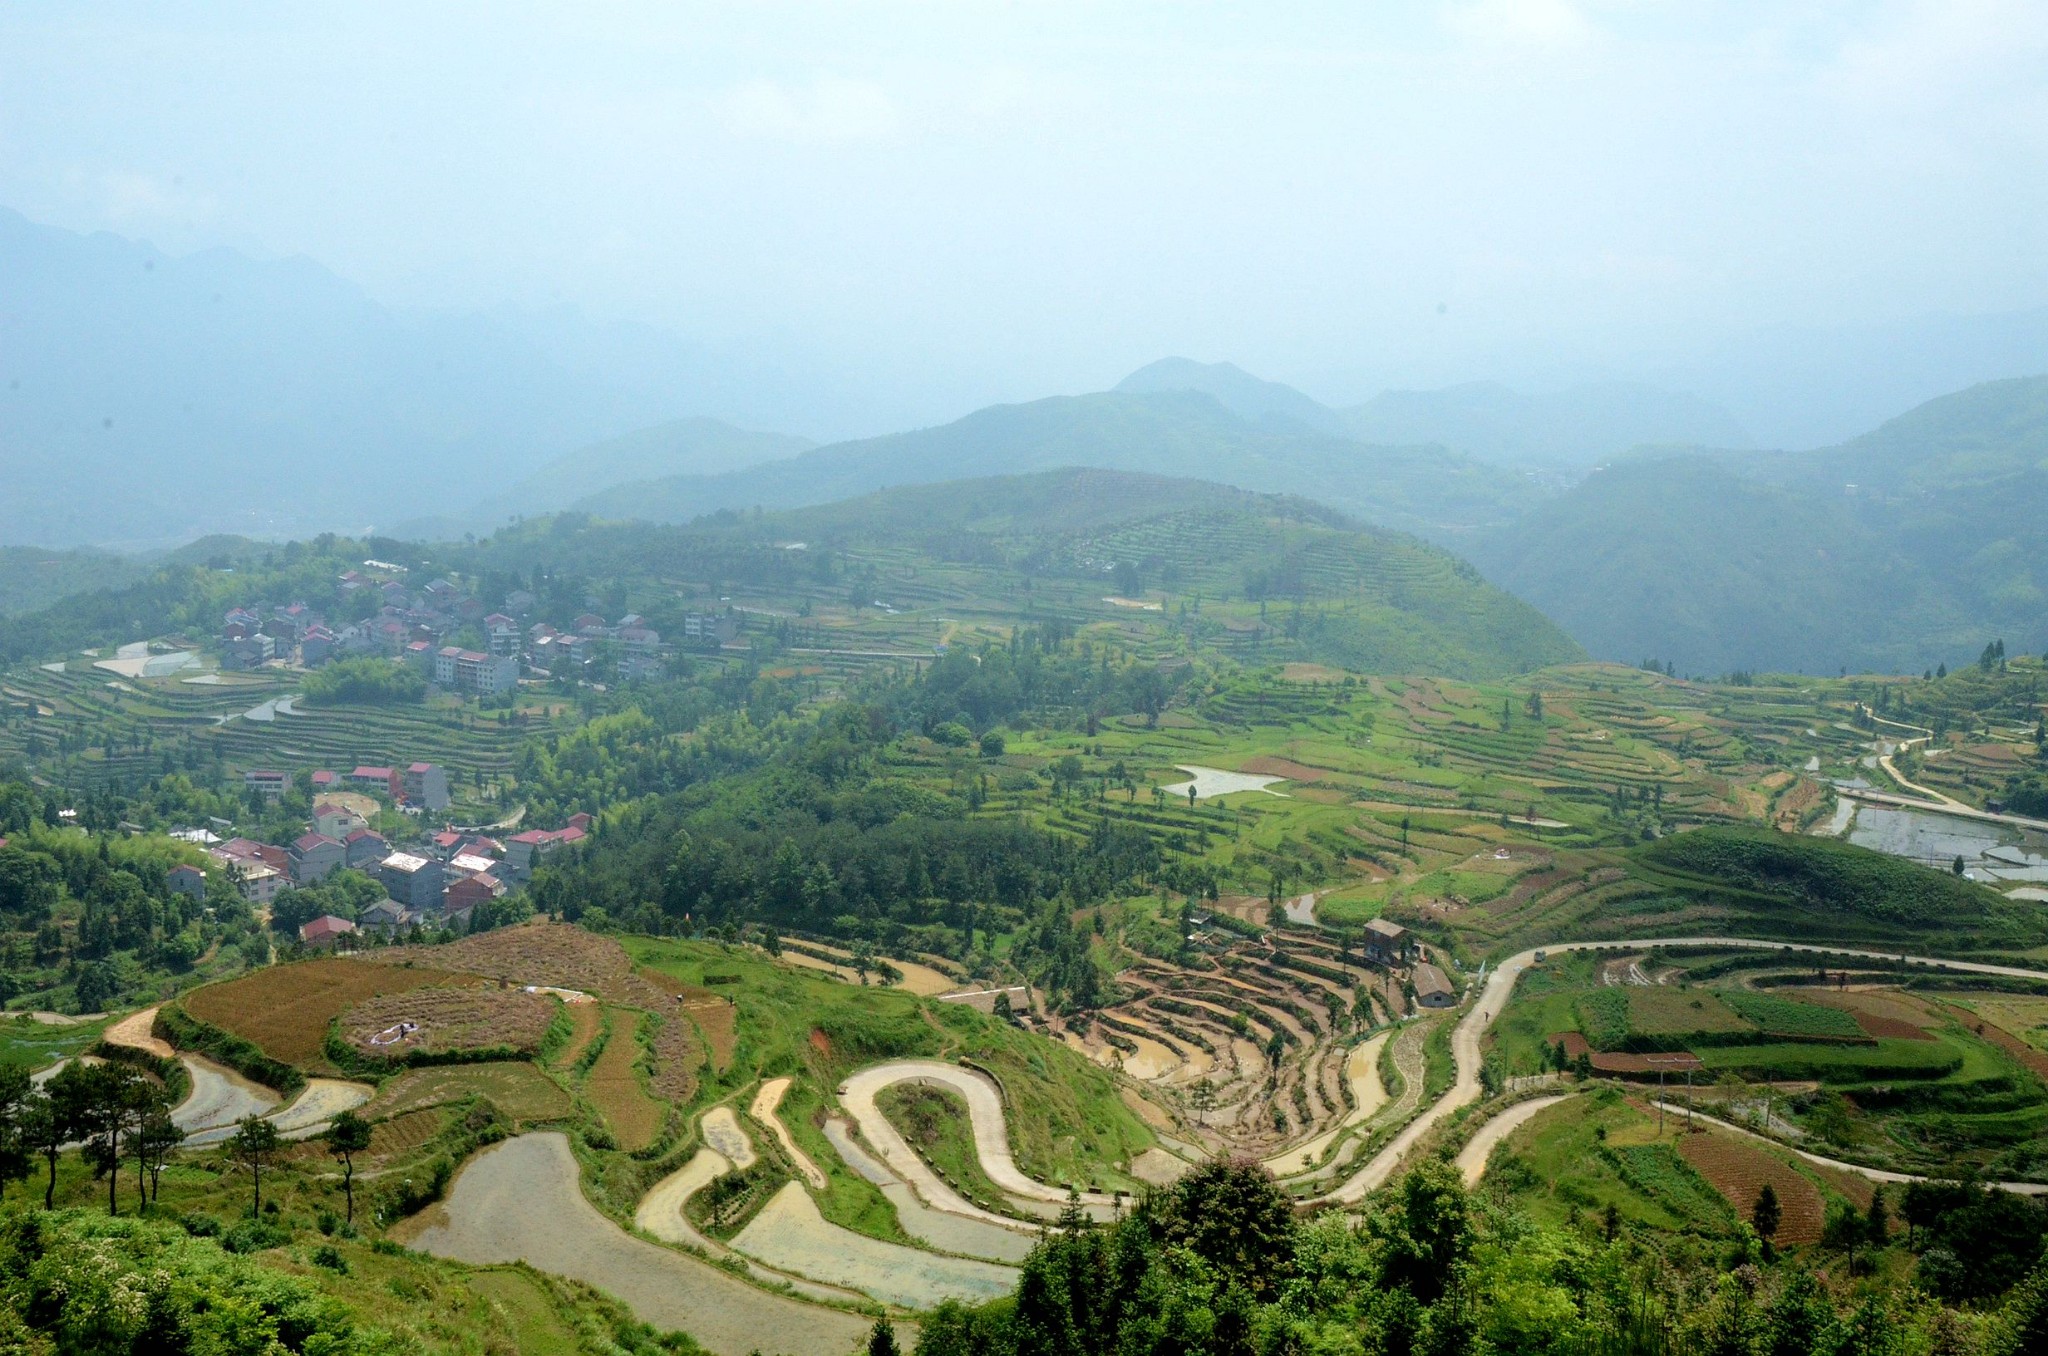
top-left (179, 756), bottom-right (592, 947)
top-left (216, 565), bottom-right (734, 691)
top-left (238, 762), bottom-right (450, 811)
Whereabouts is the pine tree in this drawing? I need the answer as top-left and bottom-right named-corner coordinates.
top-left (1752, 1182), bottom-right (1781, 1243)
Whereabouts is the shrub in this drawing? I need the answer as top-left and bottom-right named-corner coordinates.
top-left (301, 657), bottom-right (426, 706)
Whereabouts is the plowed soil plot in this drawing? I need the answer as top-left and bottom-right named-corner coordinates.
top-left (1676, 1131), bottom-right (1823, 1244)
top-left (372, 920), bottom-right (643, 997)
top-left (550, 1000), bottom-right (604, 1070)
top-left (183, 957), bottom-right (479, 1066)
top-left (371, 922), bottom-right (704, 1101)
top-left (340, 987), bottom-right (558, 1058)
top-left (587, 1009), bottom-right (664, 1151)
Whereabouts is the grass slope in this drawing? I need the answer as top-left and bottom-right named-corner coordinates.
top-left (1632, 827), bottom-right (2048, 951)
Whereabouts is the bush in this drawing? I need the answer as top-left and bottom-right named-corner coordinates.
top-left (157, 1003), bottom-right (306, 1098)
top-left (302, 657), bottom-right (426, 706)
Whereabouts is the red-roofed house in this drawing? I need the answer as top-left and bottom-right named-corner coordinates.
top-left (503, 822), bottom-right (588, 880)
top-left (299, 914), bottom-right (357, 949)
top-left (350, 766), bottom-right (400, 797)
top-left (290, 832), bottom-right (345, 884)
top-left (343, 828), bottom-right (390, 870)
top-left (313, 802), bottom-right (367, 839)
top-left (403, 762), bottom-right (449, 811)
top-left (444, 871), bottom-right (505, 913)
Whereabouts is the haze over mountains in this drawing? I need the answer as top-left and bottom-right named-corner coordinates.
top-left (1473, 376), bottom-right (2048, 676)
top-left (6, 205), bottom-right (2048, 677)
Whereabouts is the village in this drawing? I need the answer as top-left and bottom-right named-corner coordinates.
top-left (217, 563), bottom-right (733, 691)
top-left (171, 759), bottom-right (592, 948)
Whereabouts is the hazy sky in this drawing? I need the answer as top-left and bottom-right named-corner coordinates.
top-left (4, 1), bottom-right (2045, 416)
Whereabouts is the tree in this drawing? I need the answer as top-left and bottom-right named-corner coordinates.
top-left (121, 1075), bottom-right (172, 1209)
top-left (0, 1064), bottom-right (30, 1202)
top-left (1374, 1160), bottom-right (1474, 1304)
top-left (1823, 1201), bottom-right (1865, 1270)
top-left (866, 1316), bottom-right (901, 1356)
top-left (1752, 1183), bottom-right (1781, 1248)
top-left (326, 1109), bottom-right (373, 1224)
top-left (1159, 1158), bottom-right (1298, 1297)
top-left (138, 1111), bottom-right (184, 1203)
top-left (1866, 1185), bottom-right (1890, 1248)
top-left (24, 1067), bottom-right (86, 1209)
top-left (71, 1061), bottom-right (143, 1214)
top-left (227, 1115), bottom-right (283, 1215)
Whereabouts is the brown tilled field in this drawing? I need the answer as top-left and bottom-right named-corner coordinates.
top-left (339, 986), bottom-right (559, 1058)
top-left (549, 1000), bottom-right (605, 1070)
top-left (585, 1007), bottom-right (664, 1150)
top-left (369, 920), bottom-right (709, 1100)
top-left (368, 919), bottom-right (642, 996)
top-left (368, 1107), bottom-right (451, 1160)
top-left (1676, 1130), bottom-right (1824, 1244)
top-left (182, 956), bottom-right (482, 1067)
top-left (685, 1000), bottom-right (737, 1073)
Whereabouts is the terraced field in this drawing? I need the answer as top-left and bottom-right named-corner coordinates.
top-left (0, 657), bottom-right (529, 810)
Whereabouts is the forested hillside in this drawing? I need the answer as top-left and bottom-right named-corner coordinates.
top-left (1472, 376), bottom-right (2048, 674)
top-left (500, 469), bottom-right (1584, 680)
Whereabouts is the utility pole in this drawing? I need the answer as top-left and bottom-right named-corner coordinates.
top-left (1657, 1066), bottom-right (1665, 1134)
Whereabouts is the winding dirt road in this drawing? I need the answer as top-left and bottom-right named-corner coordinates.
top-left (839, 1060), bottom-right (1123, 1210)
top-left (1454, 1094), bottom-right (1572, 1186)
top-left (1317, 937), bottom-right (2048, 1205)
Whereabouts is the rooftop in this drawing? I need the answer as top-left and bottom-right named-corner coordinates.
top-left (1412, 962), bottom-right (1455, 998)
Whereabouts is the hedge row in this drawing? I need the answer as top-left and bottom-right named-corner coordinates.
top-left (156, 1005), bottom-right (306, 1098)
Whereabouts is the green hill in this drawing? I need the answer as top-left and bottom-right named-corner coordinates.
top-left (1633, 826), bottom-right (2048, 952)
top-left (484, 468), bottom-right (1585, 679)
top-left (566, 390), bottom-right (1526, 541)
top-left (0, 545), bottom-right (145, 617)
top-left (1473, 376), bottom-right (2048, 674)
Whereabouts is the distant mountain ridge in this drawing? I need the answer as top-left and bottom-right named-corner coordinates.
top-left (1341, 380), bottom-right (1755, 468)
top-left (1470, 375), bottom-right (2048, 674)
top-left (568, 388), bottom-right (1526, 541)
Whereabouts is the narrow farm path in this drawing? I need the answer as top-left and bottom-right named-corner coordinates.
top-left (103, 1007), bottom-right (173, 1057)
top-left (1455, 1094), bottom-right (1574, 1186)
top-left (839, 1060), bottom-right (1122, 1209)
top-left (1650, 1102), bottom-right (2048, 1197)
top-left (1315, 936), bottom-right (2048, 1206)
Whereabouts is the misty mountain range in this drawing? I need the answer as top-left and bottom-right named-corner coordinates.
top-left (5, 205), bottom-right (2047, 676)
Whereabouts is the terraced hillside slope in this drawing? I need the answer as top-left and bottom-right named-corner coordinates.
top-left (478, 468), bottom-right (1583, 680)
